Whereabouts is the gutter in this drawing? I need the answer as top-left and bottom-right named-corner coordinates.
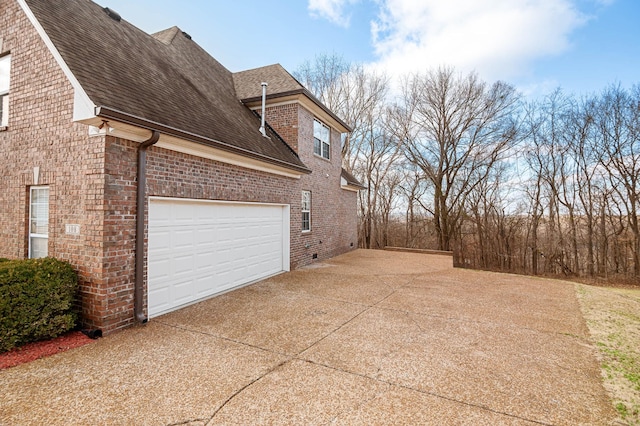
top-left (135, 130), bottom-right (160, 323)
top-left (96, 106), bottom-right (311, 175)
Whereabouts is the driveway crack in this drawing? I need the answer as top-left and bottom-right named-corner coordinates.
top-left (294, 274), bottom-right (416, 358)
top-left (154, 320), bottom-right (289, 357)
top-left (206, 358), bottom-right (292, 423)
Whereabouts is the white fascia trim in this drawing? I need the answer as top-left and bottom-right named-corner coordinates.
top-left (17, 0), bottom-right (95, 122)
top-left (341, 185), bottom-right (361, 192)
top-left (248, 95), bottom-right (350, 134)
top-left (341, 176), bottom-right (362, 192)
top-left (82, 118), bottom-right (304, 179)
top-left (298, 98), bottom-right (349, 133)
top-left (250, 99), bottom-right (299, 109)
top-left (150, 196), bottom-right (289, 208)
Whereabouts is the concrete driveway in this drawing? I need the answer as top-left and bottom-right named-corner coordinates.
top-left (1, 250), bottom-right (616, 425)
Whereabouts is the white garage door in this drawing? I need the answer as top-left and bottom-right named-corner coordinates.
top-left (147, 197), bottom-right (290, 317)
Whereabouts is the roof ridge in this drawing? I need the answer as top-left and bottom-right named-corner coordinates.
top-left (151, 26), bottom-right (181, 45)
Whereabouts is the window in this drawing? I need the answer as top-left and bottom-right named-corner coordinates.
top-left (313, 119), bottom-right (330, 160)
top-left (0, 55), bottom-right (10, 127)
top-left (301, 191), bottom-right (311, 232)
top-left (29, 186), bottom-right (49, 258)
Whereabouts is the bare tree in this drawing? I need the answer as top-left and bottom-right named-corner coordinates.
top-left (593, 85), bottom-right (640, 276)
top-left (399, 67), bottom-right (521, 251)
top-left (295, 53), bottom-right (350, 110)
top-left (296, 54), bottom-right (640, 283)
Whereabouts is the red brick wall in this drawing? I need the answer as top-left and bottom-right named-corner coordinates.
top-left (99, 138), bottom-right (138, 331)
top-left (293, 106), bottom-right (358, 264)
top-left (263, 103), bottom-right (299, 153)
top-left (146, 146), bottom-right (294, 205)
top-left (0, 1), bottom-right (110, 330)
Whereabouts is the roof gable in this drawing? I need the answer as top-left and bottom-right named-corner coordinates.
top-left (22, 0), bottom-right (308, 173)
top-left (233, 64), bottom-right (304, 100)
top-left (234, 64), bottom-right (352, 133)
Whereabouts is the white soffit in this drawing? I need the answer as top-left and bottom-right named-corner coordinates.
top-left (83, 118), bottom-right (303, 179)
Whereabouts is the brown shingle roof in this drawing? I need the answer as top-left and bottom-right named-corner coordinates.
top-left (24, 0), bottom-right (309, 173)
top-left (234, 65), bottom-right (352, 133)
top-left (341, 168), bottom-right (365, 189)
top-left (233, 64), bottom-right (304, 100)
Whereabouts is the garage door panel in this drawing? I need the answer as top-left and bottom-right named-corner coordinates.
top-left (150, 230), bottom-right (172, 253)
top-left (148, 284), bottom-right (171, 312)
top-left (172, 280), bottom-right (195, 304)
top-left (173, 228), bottom-right (195, 248)
top-left (148, 199), bottom-right (288, 318)
top-left (173, 253), bottom-right (195, 274)
top-left (194, 252), bottom-right (215, 269)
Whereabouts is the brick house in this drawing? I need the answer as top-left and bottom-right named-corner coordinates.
top-left (0, 0), bottom-right (363, 333)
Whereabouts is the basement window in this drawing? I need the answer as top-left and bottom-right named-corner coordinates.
top-left (313, 119), bottom-right (330, 160)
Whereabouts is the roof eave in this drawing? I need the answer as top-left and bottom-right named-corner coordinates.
top-left (95, 106), bottom-right (311, 175)
top-left (241, 89), bottom-right (352, 133)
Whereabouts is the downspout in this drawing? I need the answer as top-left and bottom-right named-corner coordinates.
top-left (135, 130), bottom-right (160, 323)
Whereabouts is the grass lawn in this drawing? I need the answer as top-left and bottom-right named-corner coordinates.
top-left (577, 284), bottom-right (640, 425)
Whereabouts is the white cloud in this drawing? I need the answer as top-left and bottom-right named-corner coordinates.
top-left (369, 0), bottom-right (589, 83)
top-left (517, 78), bottom-right (562, 99)
top-left (308, 0), bottom-right (359, 27)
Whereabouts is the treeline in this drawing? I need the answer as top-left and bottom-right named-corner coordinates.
top-left (295, 55), bottom-right (640, 283)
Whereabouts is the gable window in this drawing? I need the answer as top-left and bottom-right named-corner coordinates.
top-left (0, 54), bottom-right (10, 127)
top-left (313, 119), bottom-right (330, 160)
top-left (301, 190), bottom-right (311, 232)
top-left (29, 186), bottom-right (49, 258)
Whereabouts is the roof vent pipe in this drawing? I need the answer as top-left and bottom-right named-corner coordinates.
top-left (259, 82), bottom-right (268, 137)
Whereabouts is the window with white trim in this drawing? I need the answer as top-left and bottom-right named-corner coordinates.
top-left (0, 54), bottom-right (10, 127)
top-left (29, 186), bottom-right (49, 258)
top-left (313, 119), bottom-right (330, 160)
top-left (301, 190), bottom-right (311, 232)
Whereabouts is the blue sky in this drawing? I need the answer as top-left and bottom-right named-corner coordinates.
top-left (103, 0), bottom-right (638, 98)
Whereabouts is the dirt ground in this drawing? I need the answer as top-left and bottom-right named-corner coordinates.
top-left (577, 284), bottom-right (640, 425)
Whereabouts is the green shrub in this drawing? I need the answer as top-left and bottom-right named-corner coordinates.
top-left (0, 258), bottom-right (78, 352)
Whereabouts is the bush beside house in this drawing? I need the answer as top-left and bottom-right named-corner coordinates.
top-left (0, 258), bottom-right (78, 352)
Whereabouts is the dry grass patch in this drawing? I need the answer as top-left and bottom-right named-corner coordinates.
top-left (577, 284), bottom-right (640, 425)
